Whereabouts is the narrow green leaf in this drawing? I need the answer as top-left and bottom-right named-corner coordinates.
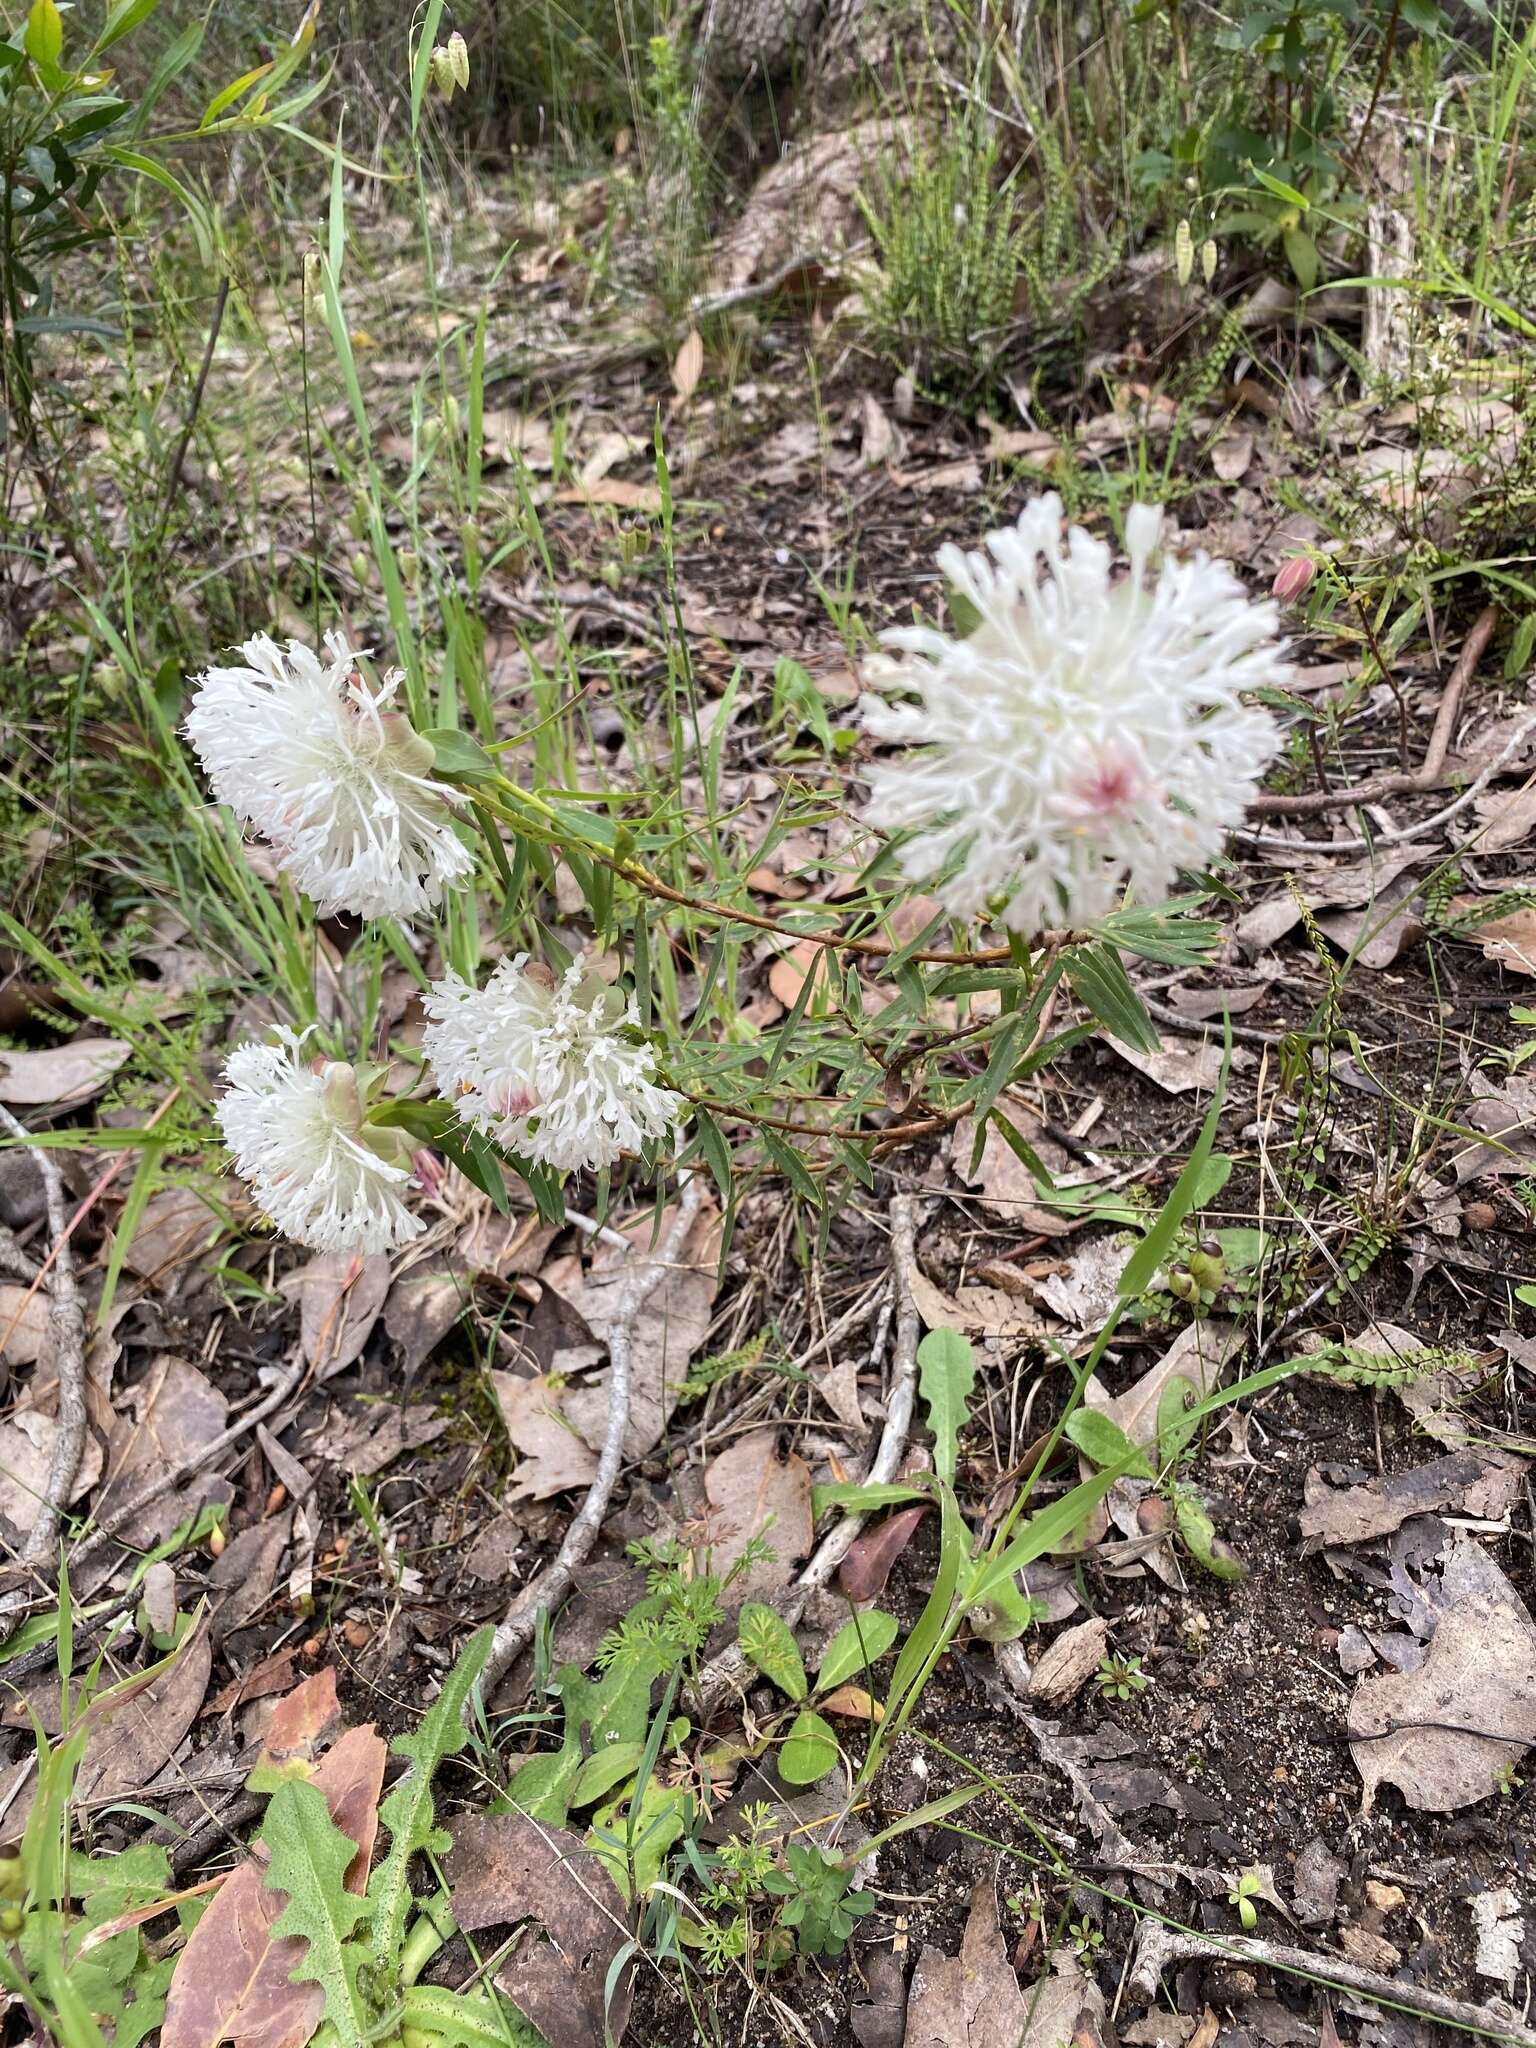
top-left (1118, 1028), bottom-right (1230, 1300)
top-left (1066, 942), bottom-right (1158, 1054)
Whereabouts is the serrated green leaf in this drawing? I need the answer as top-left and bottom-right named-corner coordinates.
top-left (738, 1602), bottom-right (808, 1699)
top-left (402, 1984), bottom-right (548, 2048)
top-left (816, 1610), bottom-right (899, 1691)
top-left (263, 1780), bottom-right (372, 2048)
top-left (917, 1328), bottom-right (975, 1488)
top-left (369, 1625), bottom-right (493, 1970)
top-left (1064, 1410), bottom-right (1153, 1477)
top-left (778, 1709), bottom-right (839, 1786)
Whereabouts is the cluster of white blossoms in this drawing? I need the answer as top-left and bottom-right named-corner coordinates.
top-left (185, 632), bottom-right (473, 921)
top-left (195, 505), bottom-right (1282, 1251)
top-left (421, 957), bottom-right (683, 1173)
top-left (215, 1030), bottom-right (423, 1256)
top-left (860, 494), bottom-right (1287, 932)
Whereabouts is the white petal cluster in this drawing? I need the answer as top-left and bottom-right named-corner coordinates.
top-left (216, 1030), bottom-right (423, 1255)
top-left (422, 956), bottom-right (684, 1174)
top-left (860, 495), bottom-right (1286, 931)
top-left (185, 632), bottom-right (472, 921)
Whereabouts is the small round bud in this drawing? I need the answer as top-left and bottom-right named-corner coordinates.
top-left (1167, 1266), bottom-right (1198, 1303)
top-left (1272, 555), bottom-right (1316, 605)
top-left (0, 1906), bottom-right (23, 1937)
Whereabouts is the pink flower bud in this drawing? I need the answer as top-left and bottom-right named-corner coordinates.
top-left (1272, 555), bottom-right (1316, 604)
top-left (411, 1148), bottom-right (446, 1196)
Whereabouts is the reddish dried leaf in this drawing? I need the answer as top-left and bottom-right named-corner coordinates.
top-left (702, 1428), bottom-right (813, 1608)
top-left (161, 1723), bottom-right (386, 2048)
top-left (260, 1669), bottom-right (340, 1764)
top-left (839, 1504), bottom-right (928, 1603)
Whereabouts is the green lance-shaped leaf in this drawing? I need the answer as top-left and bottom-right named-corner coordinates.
top-left (917, 1328), bottom-right (975, 1488)
top-left (738, 1602), bottom-right (808, 1700)
top-left (263, 1781), bottom-right (373, 2048)
top-left (368, 1625), bottom-right (493, 1971)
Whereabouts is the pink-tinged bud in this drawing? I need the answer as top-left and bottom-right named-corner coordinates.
top-left (1272, 556), bottom-right (1316, 604)
top-left (411, 1147), bottom-right (446, 1195)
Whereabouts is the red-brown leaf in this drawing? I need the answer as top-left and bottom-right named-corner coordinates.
top-left (160, 1722), bottom-right (386, 2048)
top-left (839, 1504), bottom-right (928, 1603)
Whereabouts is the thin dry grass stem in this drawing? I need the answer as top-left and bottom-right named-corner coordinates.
top-left (1128, 1920), bottom-right (1536, 2045)
top-left (688, 1189), bottom-right (923, 1720)
top-left (479, 1174), bottom-right (708, 1699)
top-left (0, 1106), bottom-right (86, 1622)
top-left (1251, 606), bottom-right (1500, 818)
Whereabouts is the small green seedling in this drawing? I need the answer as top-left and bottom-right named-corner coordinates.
top-left (1095, 1653), bottom-right (1150, 1701)
top-left (1228, 1868), bottom-right (1262, 1930)
top-left (761, 1845), bottom-right (874, 1959)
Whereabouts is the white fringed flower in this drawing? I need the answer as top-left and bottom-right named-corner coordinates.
top-left (422, 956), bottom-right (684, 1174)
top-left (185, 632), bottom-right (472, 921)
top-left (860, 496), bottom-right (1286, 931)
top-left (216, 1030), bottom-right (423, 1255)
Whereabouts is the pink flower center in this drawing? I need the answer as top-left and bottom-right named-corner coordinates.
top-left (1067, 745), bottom-right (1147, 819)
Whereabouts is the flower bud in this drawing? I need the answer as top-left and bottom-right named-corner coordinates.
top-left (302, 249), bottom-right (323, 310)
top-left (442, 391), bottom-right (461, 442)
top-left (1201, 237), bottom-right (1218, 286)
top-left (1167, 1265), bottom-right (1198, 1304)
top-left (1272, 555), bottom-right (1316, 605)
top-left (1175, 220), bottom-right (1194, 288)
top-left (447, 30), bottom-right (470, 90)
top-left (459, 519), bottom-right (480, 579)
top-left (430, 45), bottom-right (456, 97)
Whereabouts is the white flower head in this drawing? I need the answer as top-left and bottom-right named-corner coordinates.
top-left (860, 495), bottom-right (1286, 931)
top-left (185, 631), bottom-right (473, 921)
top-left (216, 1028), bottom-right (423, 1255)
top-left (422, 955), bottom-right (685, 1174)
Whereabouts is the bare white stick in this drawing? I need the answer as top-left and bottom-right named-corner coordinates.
top-left (1129, 1920), bottom-right (1536, 2046)
top-left (480, 1176), bottom-right (707, 1697)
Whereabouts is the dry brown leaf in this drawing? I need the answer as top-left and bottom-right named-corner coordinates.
top-left (839, 1503), bottom-right (927, 1603)
top-left (557, 1197), bottom-right (722, 1460)
top-left (1106, 1037), bottom-right (1228, 1095)
top-left (0, 1405), bottom-right (102, 1530)
top-left (554, 478), bottom-right (663, 514)
top-left (702, 1427), bottom-right (813, 1607)
top-left (121, 1186), bottom-right (218, 1281)
top-left (1449, 1075), bottom-right (1536, 1182)
top-left (444, 1812), bottom-right (635, 2048)
top-left (906, 1264), bottom-right (1042, 1340)
top-left (767, 939), bottom-right (827, 1009)
top-left (1314, 871), bottom-right (1424, 969)
top-left (288, 1251), bottom-right (391, 1377)
top-left (1299, 1449), bottom-right (1522, 1552)
top-left (75, 1620), bottom-right (213, 1807)
top-left (671, 327), bottom-right (704, 402)
top-left (820, 1684), bottom-right (883, 1721)
top-left (96, 1355), bottom-right (230, 1548)
top-left (1471, 784), bottom-right (1536, 854)
top-left (161, 1722), bottom-right (386, 2048)
top-left (905, 1877), bottom-right (1105, 2048)
top-left (1211, 431), bottom-right (1255, 481)
top-left (1085, 1318), bottom-right (1238, 1449)
top-left (891, 457), bottom-right (983, 495)
top-left (1035, 1238), bottom-right (1128, 1330)
top-left (382, 1258), bottom-right (470, 1374)
top-left (1349, 1537), bottom-right (1536, 1811)
top-left (952, 1109), bottom-right (1094, 1236)
top-left (495, 1370), bottom-right (600, 1502)
top-left (0, 1038), bottom-right (129, 1106)
top-left (1461, 903), bottom-right (1536, 975)
top-left (0, 1283), bottom-right (50, 1364)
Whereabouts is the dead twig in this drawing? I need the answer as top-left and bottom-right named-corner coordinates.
top-left (1250, 605), bottom-right (1499, 818)
top-left (1240, 705), bottom-right (1536, 858)
top-left (1128, 1920), bottom-right (1536, 2047)
top-left (688, 1189), bottom-right (923, 1720)
top-left (0, 1107), bottom-right (86, 1622)
top-left (479, 1176), bottom-right (707, 1699)
top-left (62, 1349), bottom-right (311, 1585)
